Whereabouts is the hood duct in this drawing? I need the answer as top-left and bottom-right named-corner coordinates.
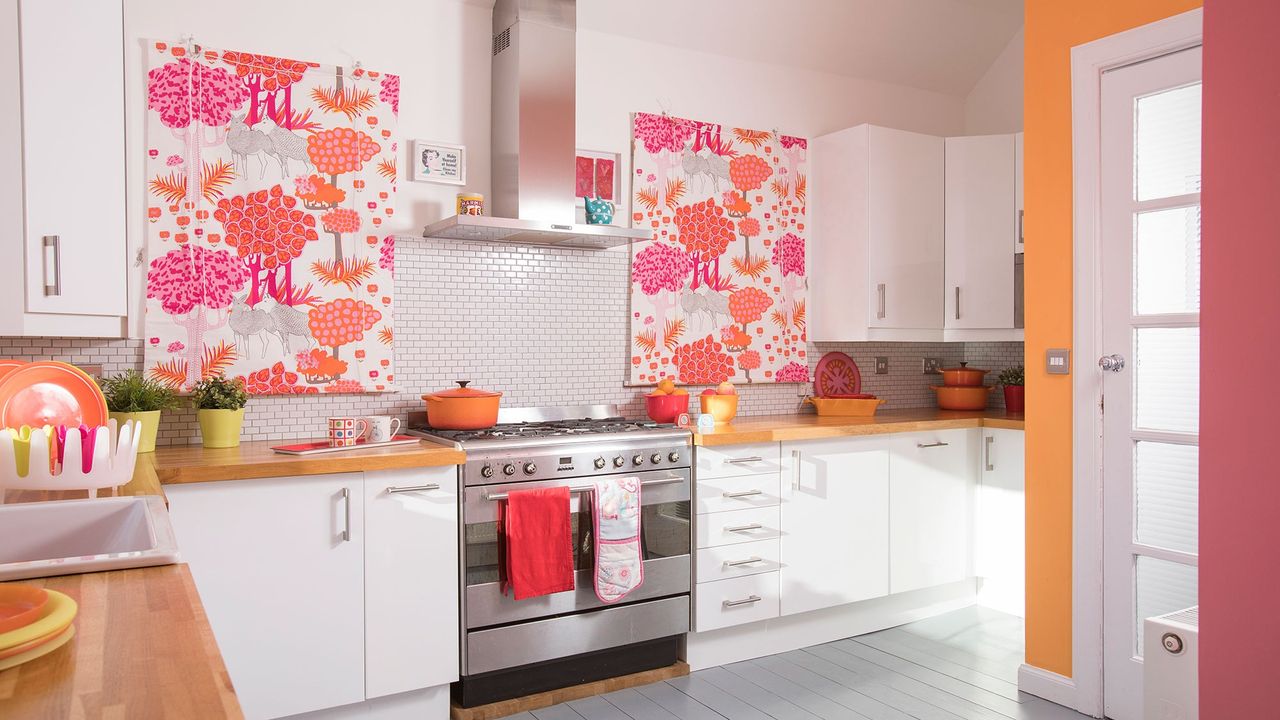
top-left (422, 0), bottom-right (648, 248)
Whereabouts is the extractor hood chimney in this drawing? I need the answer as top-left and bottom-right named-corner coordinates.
top-left (421, 0), bottom-right (649, 248)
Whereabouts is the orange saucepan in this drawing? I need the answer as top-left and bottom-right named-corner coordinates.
top-left (421, 381), bottom-right (502, 430)
top-left (938, 362), bottom-right (988, 387)
top-left (930, 384), bottom-right (995, 411)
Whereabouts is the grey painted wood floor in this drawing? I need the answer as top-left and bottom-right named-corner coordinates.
top-left (500, 606), bottom-right (1091, 720)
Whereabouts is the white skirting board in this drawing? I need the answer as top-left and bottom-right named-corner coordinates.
top-left (1018, 664), bottom-right (1085, 714)
top-left (284, 684), bottom-right (451, 720)
top-left (683, 580), bottom-right (978, 670)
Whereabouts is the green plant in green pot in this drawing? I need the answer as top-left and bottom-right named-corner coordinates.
top-left (98, 370), bottom-right (179, 453)
top-left (191, 375), bottom-right (249, 449)
top-left (997, 365), bottom-right (1025, 414)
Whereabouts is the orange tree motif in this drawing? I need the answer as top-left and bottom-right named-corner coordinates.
top-left (220, 51), bottom-right (319, 128)
top-left (737, 349), bottom-right (762, 382)
top-left (306, 127), bottom-right (381, 262)
top-left (728, 155), bottom-right (773, 258)
top-left (307, 298), bottom-right (382, 370)
top-left (239, 362), bottom-right (319, 394)
top-left (295, 348), bottom-right (349, 385)
top-left (215, 184), bottom-right (318, 306)
top-left (672, 334), bottom-right (734, 385)
top-left (728, 287), bottom-right (773, 383)
top-left (673, 198), bottom-right (736, 289)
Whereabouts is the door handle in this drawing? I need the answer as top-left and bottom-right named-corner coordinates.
top-left (724, 456), bottom-right (764, 465)
top-left (955, 286), bottom-right (961, 320)
top-left (722, 489), bottom-right (763, 499)
top-left (877, 283), bottom-right (886, 319)
top-left (984, 435), bottom-right (994, 472)
top-left (723, 595), bottom-right (762, 608)
top-left (340, 487), bottom-right (352, 542)
top-left (1098, 354), bottom-right (1126, 372)
top-left (42, 235), bottom-right (61, 297)
top-left (724, 522), bottom-right (763, 533)
top-left (917, 441), bottom-right (950, 449)
top-left (791, 449), bottom-right (801, 491)
top-left (1017, 209), bottom-right (1024, 245)
top-left (724, 556), bottom-right (763, 568)
top-left (387, 483), bottom-right (440, 494)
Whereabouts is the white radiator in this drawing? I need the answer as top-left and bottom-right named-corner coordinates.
top-left (1144, 605), bottom-right (1199, 720)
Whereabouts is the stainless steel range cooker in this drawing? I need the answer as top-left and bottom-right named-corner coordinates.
top-left (409, 405), bottom-right (692, 707)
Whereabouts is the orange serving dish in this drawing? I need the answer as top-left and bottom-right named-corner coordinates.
top-left (0, 585), bottom-right (48, 634)
top-left (804, 396), bottom-right (885, 417)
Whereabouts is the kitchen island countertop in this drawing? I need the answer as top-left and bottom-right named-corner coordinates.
top-left (693, 408), bottom-right (1024, 446)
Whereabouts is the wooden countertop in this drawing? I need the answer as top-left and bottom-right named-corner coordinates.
top-left (154, 439), bottom-right (465, 485)
top-left (693, 409), bottom-right (1024, 446)
top-left (0, 564), bottom-right (242, 719)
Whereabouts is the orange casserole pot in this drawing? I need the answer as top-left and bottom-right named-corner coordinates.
top-left (421, 381), bottom-right (502, 430)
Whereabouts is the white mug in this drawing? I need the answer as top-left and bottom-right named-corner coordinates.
top-left (365, 416), bottom-right (402, 443)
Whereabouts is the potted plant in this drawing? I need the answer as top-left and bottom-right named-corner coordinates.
top-left (98, 370), bottom-right (178, 453)
top-left (191, 375), bottom-right (249, 449)
top-left (997, 365), bottom-right (1025, 414)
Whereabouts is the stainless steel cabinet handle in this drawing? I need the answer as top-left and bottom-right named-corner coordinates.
top-left (984, 436), bottom-right (994, 472)
top-left (42, 235), bottom-right (61, 297)
top-left (340, 487), bottom-right (351, 542)
top-left (955, 287), bottom-right (961, 320)
top-left (722, 489), bottom-right (763, 499)
top-left (724, 456), bottom-right (764, 465)
top-left (791, 449), bottom-right (801, 490)
top-left (387, 483), bottom-right (440, 494)
top-left (483, 475), bottom-right (681, 501)
top-left (723, 595), bottom-right (763, 608)
top-left (1018, 209), bottom-right (1024, 245)
top-left (725, 522), bottom-right (763, 533)
top-left (877, 283), bottom-right (886, 319)
top-left (724, 556), bottom-right (763, 567)
top-left (917, 441), bottom-right (950, 449)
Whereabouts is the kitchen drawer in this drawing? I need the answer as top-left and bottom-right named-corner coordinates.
top-left (696, 442), bottom-right (783, 480)
top-left (696, 540), bottom-right (781, 583)
top-left (696, 506), bottom-right (781, 548)
top-left (696, 473), bottom-right (781, 515)
top-left (694, 572), bottom-right (780, 632)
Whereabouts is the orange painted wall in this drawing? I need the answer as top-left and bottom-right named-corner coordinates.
top-left (1022, 0), bottom-right (1202, 678)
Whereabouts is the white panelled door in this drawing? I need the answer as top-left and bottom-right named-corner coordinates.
top-left (1099, 46), bottom-right (1201, 720)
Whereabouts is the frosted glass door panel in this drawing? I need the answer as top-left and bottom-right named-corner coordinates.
top-left (1135, 83), bottom-right (1201, 200)
top-left (1134, 555), bottom-right (1198, 656)
top-left (1134, 327), bottom-right (1199, 433)
top-left (1134, 441), bottom-right (1198, 555)
top-left (1135, 206), bottom-right (1200, 315)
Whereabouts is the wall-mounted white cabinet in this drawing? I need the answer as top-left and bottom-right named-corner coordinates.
top-left (0, 0), bottom-right (129, 337)
top-left (1014, 132), bottom-right (1025, 254)
top-left (810, 124), bottom-right (945, 342)
top-left (944, 134), bottom-right (1016, 331)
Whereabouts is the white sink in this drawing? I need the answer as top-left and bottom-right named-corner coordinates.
top-left (0, 496), bottom-right (180, 581)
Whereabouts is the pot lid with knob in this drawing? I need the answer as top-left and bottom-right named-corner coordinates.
top-left (423, 380), bottom-right (502, 400)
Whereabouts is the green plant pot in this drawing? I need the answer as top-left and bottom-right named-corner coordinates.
top-left (197, 408), bottom-right (245, 449)
top-left (109, 410), bottom-right (162, 453)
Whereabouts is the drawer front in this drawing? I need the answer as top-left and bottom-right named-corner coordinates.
top-left (696, 506), bottom-right (781, 548)
top-left (696, 473), bottom-right (781, 515)
top-left (696, 540), bottom-right (781, 583)
top-left (696, 442), bottom-right (783, 480)
top-left (695, 572), bottom-right (780, 632)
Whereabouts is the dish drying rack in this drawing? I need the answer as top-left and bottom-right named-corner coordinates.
top-left (0, 419), bottom-right (142, 501)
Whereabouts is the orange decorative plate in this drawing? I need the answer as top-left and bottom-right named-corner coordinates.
top-left (0, 362), bottom-right (107, 430)
top-left (814, 352), bottom-right (862, 398)
top-left (0, 585), bottom-right (48, 634)
top-left (0, 359), bottom-right (26, 383)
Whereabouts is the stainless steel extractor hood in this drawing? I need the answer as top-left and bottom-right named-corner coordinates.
top-left (422, 0), bottom-right (649, 248)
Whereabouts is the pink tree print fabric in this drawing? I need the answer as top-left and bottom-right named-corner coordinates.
top-left (629, 113), bottom-right (809, 385)
top-left (143, 41), bottom-right (399, 395)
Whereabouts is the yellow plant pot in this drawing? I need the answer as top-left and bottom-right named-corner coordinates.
top-left (109, 410), bottom-right (161, 453)
top-left (197, 408), bottom-right (245, 449)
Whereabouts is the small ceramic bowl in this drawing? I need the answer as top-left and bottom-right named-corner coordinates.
top-left (700, 394), bottom-right (739, 423)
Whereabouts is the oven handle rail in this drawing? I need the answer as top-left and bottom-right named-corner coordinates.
top-left (480, 476), bottom-right (684, 501)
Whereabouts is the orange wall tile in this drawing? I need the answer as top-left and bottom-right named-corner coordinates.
top-left (1022, 0), bottom-right (1202, 678)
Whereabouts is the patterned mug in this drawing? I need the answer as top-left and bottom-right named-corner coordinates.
top-left (363, 415), bottom-right (402, 443)
top-left (327, 417), bottom-right (369, 448)
top-left (584, 196), bottom-right (615, 225)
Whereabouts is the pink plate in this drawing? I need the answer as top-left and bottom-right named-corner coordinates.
top-left (814, 352), bottom-right (862, 397)
top-left (0, 362), bottom-right (108, 430)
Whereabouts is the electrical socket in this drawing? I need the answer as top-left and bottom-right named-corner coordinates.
top-left (875, 357), bottom-right (889, 374)
top-left (922, 358), bottom-right (943, 374)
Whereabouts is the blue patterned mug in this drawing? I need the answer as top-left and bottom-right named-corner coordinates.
top-left (584, 196), bottom-right (615, 225)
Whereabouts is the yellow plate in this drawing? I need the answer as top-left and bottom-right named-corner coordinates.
top-left (0, 589), bottom-right (76, 651)
top-left (0, 624), bottom-right (75, 672)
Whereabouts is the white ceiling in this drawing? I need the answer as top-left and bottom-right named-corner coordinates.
top-left (577, 0), bottom-right (1023, 97)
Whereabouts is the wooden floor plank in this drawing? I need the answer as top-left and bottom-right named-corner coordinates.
top-left (693, 666), bottom-right (825, 720)
top-left (868, 628), bottom-right (1020, 684)
top-left (633, 681), bottom-right (726, 720)
top-left (722, 660), bottom-right (871, 720)
top-left (599, 688), bottom-right (681, 720)
top-left (567, 695), bottom-right (634, 720)
top-left (849, 635), bottom-right (1023, 700)
top-left (826, 641), bottom-right (1025, 716)
top-left (782, 649), bottom-right (969, 720)
top-left (531, 703), bottom-right (589, 720)
top-left (667, 674), bottom-right (775, 720)
top-left (752, 654), bottom-right (915, 720)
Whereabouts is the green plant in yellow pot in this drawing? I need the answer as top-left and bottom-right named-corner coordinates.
top-left (191, 375), bottom-right (249, 449)
top-left (98, 370), bottom-right (178, 453)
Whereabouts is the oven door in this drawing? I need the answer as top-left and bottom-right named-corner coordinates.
top-left (461, 468), bottom-right (691, 630)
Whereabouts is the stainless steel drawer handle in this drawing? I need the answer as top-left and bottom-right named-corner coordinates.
top-left (340, 487), bottom-right (351, 542)
top-left (387, 483), bottom-right (440, 494)
top-left (724, 556), bottom-right (763, 568)
top-left (955, 286), bottom-right (961, 320)
top-left (42, 235), bottom-right (61, 297)
top-left (917, 442), bottom-right (950, 449)
top-left (984, 436), bottom-right (994, 472)
top-left (725, 522), bottom-right (763, 533)
top-left (483, 476), bottom-right (682, 501)
top-left (723, 595), bottom-right (763, 608)
top-left (877, 283), bottom-right (886, 319)
top-left (1018, 209), bottom-right (1025, 244)
top-left (724, 456), bottom-right (764, 465)
top-left (722, 489), bottom-right (763, 499)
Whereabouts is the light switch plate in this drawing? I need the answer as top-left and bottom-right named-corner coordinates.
top-left (875, 357), bottom-right (889, 374)
top-left (922, 358), bottom-right (943, 374)
top-left (1046, 348), bottom-right (1071, 375)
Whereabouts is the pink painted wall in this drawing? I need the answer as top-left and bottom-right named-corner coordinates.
top-left (1199, 1), bottom-right (1280, 716)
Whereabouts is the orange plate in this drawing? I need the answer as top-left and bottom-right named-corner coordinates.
top-left (0, 359), bottom-right (26, 383)
top-left (0, 361), bottom-right (108, 430)
top-left (0, 585), bottom-right (48, 634)
top-left (0, 617), bottom-right (72, 660)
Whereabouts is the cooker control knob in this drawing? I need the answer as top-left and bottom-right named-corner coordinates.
top-left (502, 463), bottom-right (516, 476)
top-left (650, 453), bottom-right (663, 465)
top-left (613, 456), bottom-right (625, 468)
top-left (594, 457), bottom-right (606, 470)
top-left (480, 464), bottom-right (494, 478)
top-left (632, 454), bottom-right (644, 466)
top-left (523, 462), bottom-right (537, 475)
top-left (668, 451), bottom-right (681, 463)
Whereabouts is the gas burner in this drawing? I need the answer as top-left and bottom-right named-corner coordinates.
top-left (406, 405), bottom-right (686, 454)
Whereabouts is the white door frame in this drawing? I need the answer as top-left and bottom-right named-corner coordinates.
top-left (1069, 9), bottom-right (1202, 718)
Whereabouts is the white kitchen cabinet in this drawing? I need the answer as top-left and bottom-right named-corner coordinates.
top-left (779, 437), bottom-right (891, 616)
top-left (977, 429), bottom-right (1025, 616)
top-left (1014, 132), bottom-right (1024, 254)
top-left (364, 467), bottom-right (459, 699)
top-left (811, 124), bottom-right (945, 341)
top-left (944, 135), bottom-right (1016, 331)
top-left (889, 429), bottom-right (979, 594)
top-left (165, 473), bottom-right (367, 720)
top-left (0, 0), bottom-right (128, 336)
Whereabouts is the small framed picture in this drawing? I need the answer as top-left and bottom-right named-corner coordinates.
top-left (412, 140), bottom-right (466, 185)
top-left (574, 149), bottom-right (621, 206)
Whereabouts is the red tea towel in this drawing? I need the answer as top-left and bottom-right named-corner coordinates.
top-left (498, 487), bottom-right (575, 600)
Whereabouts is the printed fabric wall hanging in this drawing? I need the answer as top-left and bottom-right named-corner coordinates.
top-left (629, 112), bottom-right (808, 386)
top-left (143, 41), bottom-right (400, 395)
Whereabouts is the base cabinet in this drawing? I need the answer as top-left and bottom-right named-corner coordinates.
top-left (977, 428), bottom-right (1025, 616)
top-left (888, 429), bottom-right (979, 594)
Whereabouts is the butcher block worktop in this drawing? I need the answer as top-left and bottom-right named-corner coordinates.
top-left (0, 564), bottom-right (242, 720)
top-left (153, 439), bottom-right (465, 485)
top-left (693, 408), bottom-right (1024, 446)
